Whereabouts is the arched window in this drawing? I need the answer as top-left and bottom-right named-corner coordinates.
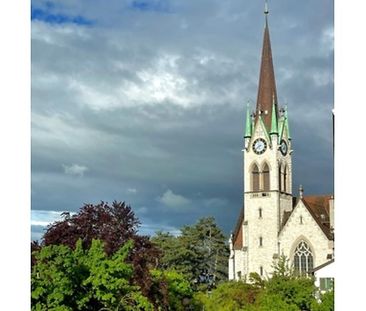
top-left (262, 163), bottom-right (270, 191)
top-left (293, 241), bottom-right (313, 275)
top-left (283, 165), bottom-right (287, 192)
top-left (251, 164), bottom-right (260, 191)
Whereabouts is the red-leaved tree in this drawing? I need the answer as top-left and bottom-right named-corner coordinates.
top-left (34, 201), bottom-right (166, 307)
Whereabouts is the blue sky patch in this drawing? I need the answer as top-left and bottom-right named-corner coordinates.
top-left (31, 6), bottom-right (94, 26)
top-left (130, 0), bottom-right (170, 13)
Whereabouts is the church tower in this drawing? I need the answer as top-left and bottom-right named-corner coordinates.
top-left (238, 3), bottom-right (293, 280)
top-left (229, 1), bottom-right (334, 283)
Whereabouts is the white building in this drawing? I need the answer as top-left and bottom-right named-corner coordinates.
top-left (228, 6), bottom-right (334, 281)
top-left (312, 259), bottom-right (335, 293)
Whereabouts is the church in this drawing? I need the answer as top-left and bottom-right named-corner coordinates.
top-left (228, 5), bottom-right (334, 281)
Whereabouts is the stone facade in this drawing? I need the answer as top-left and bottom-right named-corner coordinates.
top-left (228, 9), bottom-right (334, 281)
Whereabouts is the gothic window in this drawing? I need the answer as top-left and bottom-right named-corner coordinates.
top-left (259, 208), bottom-right (263, 218)
top-left (283, 165), bottom-right (287, 192)
top-left (251, 164), bottom-right (260, 191)
top-left (300, 216), bottom-right (303, 224)
top-left (262, 163), bottom-right (270, 191)
top-left (259, 236), bottom-right (263, 247)
top-left (260, 266), bottom-right (263, 276)
top-left (293, 241), bottom-right (313, 275)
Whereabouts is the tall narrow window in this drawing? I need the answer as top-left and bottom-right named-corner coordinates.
top-left (260, 266), bottom-right (263, 276)
top-left (283, 165), bottom-right (287, 192)
top-left (252, 164), bottom-right (260, 191)
top-left (293, 241), bottom-right (313, 275)
top-left (278, 165), bottom-right (282, 192)
top-left (259, 208), bottom-right (263, 218)
top-left (259, 236), bottom-right (263, 247)
top-left (262, 163), bottom-right (270, 191)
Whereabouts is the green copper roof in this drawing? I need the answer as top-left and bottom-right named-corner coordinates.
top-left (285, 109), bottom-right (291, 139)
top-left (258, 113), bottom-right (271, 144)
top-left (270, 98), bottom-right (278, 135)
top-left (278, 117), bottom-right (284, 143)
top-left (244, 105), bottom-right (252, 138)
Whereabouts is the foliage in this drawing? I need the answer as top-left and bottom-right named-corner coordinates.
top-left (36, 201), bottom-right (161, 302)
top-left (152, 217), bottom-right (229, 289)
top-left (264, 255), bottom-right (317, 311)
top-left (311, 289), bottom-right (334, 311)
top-left (193, 281), bottom-right (260, 311)
top-left (31, 239), bottom-right (153, 311)
top-left (194, 255), bottom-right (330, 311)
top-left (151, 269), bottom-right (193, 311)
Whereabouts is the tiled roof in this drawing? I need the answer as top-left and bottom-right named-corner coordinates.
top-left (232, 207), bottom-right (244, 250)
top-left (255, 17), bottom-right (278, 132)
top-left (302, 195), bottom-right (334, 240)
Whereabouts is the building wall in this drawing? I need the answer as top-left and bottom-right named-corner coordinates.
top-left (241, 116), bottom-right (294, 279)
top-left (279, 200), bottom-right (332, 268)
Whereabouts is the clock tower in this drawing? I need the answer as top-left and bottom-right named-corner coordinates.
top-left (229, 1), bottom-right (334, 283)
top-left (240, 4), bottom-right (293, 279)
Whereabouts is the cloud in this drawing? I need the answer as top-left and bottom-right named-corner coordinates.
top-left (127, 188), bottom-right (137, 194)
top-left (204, 198), bottom-right (228, 208)
top-left (31, 0), bottom-right (333, 236)
top-left (158, 189), bottom-right (191, 208)
top-left (62, 164), bottom-right (89, 177)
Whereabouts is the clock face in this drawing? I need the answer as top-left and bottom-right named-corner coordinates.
top-left (253, 138), bottom-right (267, 155)
top-left (280, 140), bottom-right (288, 156)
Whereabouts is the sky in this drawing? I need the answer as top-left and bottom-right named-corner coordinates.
top-left (31, 0), bottom-right (334, 241)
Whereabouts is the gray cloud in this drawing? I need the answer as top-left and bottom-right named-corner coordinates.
top-left (31, 0), bottom-right (333, 239)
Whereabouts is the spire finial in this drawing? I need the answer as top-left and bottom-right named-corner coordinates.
top-left (264, 0), bottom-right (269, 15)
top-left (299, 184), bottom-right (304, 199)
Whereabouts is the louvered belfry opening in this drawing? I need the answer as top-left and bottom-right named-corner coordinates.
top-left (283, 165), bottom-right (288, 193)
top-left (262, 163), bottom-right (270, 191)
top-left (252, 164), bottom-right (260, 191)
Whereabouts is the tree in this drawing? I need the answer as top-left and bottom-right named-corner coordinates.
top-left (193, 281), bottom-right (260, 311)
top-left (311, 289), bottom-right (334, 311)
top-left (151, 269), bottom-right (193, 311)
top-left (151, 217), bottom-right (229, 289)
top-left (264, 255), bottom-right (317, 311)
top-left (31, 239), bottom-right (153, 311)
top-left (35, 201), bottom-right (162, 307)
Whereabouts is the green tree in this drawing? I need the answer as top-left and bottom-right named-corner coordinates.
top-left (31, 239), bottom-right (153, 311)
top-left (311, 289), bottom-right (334, 311)
top-left (264, 255), bottom-right (316, 311)
top-left (152, 217), bottom-right (229, 289)
top-left (34, 201), bottom-right (162, 306)
top-left (151, 269), bottom-right (193, 311)
top-left (193, 281), bottom-right (260, 311)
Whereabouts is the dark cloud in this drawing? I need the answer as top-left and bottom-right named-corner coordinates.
top-left (31, 0), bottom-right (334, 237)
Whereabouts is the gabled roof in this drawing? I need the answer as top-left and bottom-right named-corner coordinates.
top-left (281, 195), bottom-right (334, 240)
top-left (310, 259), bottom-right (335, 273)
top-left (232, 207), bottom-right (244, 250)
top-left (302, 195), bottom-right (334, 240)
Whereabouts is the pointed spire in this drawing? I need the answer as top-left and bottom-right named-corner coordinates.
top-left (270, 94), bottom-right (278, 135)
top-left (284, 107), bottom-right (291, 139)
top-left (255, 2), bottom-right (278, 132)
top-left (244, 102), bottom-right (252, 138)
top-left (264, 0), bottom-right (269, 15)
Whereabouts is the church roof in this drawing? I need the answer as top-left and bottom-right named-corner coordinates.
top-left (232, 207), bottom-right (244, 250)
top-left (280, 195), bottom-right (334, 240)
top-left (255, 14), bottom-right (278, 132)
top-left (302, 195), bottom-right (334, 240)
